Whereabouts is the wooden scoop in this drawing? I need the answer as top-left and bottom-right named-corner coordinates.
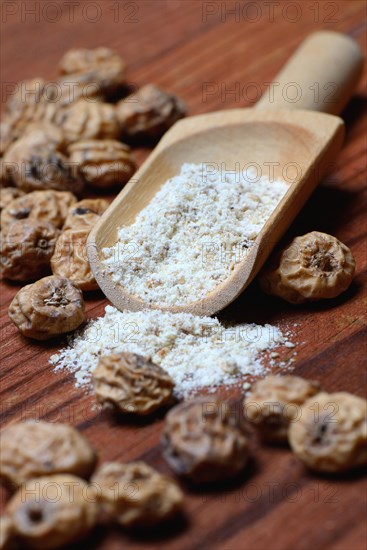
top-left (88, 31), bottom-right (363, 316)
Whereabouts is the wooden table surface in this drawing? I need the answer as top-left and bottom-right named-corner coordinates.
top-left (1, 1), bottom-right (366, 549)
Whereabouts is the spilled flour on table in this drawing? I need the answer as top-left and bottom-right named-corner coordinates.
top-left (50, 306), bottom-right (295, 398)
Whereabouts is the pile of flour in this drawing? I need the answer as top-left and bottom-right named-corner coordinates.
top-left (50, 306), bottom-right (294, 397)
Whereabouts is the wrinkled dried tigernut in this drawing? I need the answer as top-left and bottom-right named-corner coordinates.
top-left (1, 190), bottom-right (77, 232)
top-left (4, 100), bottom-right (41, 130)
top-left (6, 474), bottom-right (98, 549)
top-left (1, 220), bottom-right (59, 281)
top-left (4, 122), bottom-right (64, 179)
top-left (92, 461), bottom-right (183, 528)
top-left (68, 139), bottom-right (136, 188)
top-left (260, 231), bottom-right (356, 304)
top-left (162, 399), bottom-right (249, 483)
top-left (4, 123), bottom-right (64, 186)
top-left (244, 375), bottom-right (322, 442)
top-left (55, 100), bottom-right (119, 144)
top-left (5, 144), bottom-right (83, 195)
top-left (0, 421), bottom-right (96, 488)
top-left (51, 229), bottom-right (97, 291)
top-left (15, 151), bottom-right (81, 195)
top-left (92, 352), bottom-right (174, 415)
top-left (19, 122), bottom-right (64, 149)
top-left (4, 78), bottom-right (46, 117)
top-left (1, 79), bottom-right (48, 153)
top-left (8, 276), bottom-right (85, 340)
top-left (2, 78), bottom-right (101, 154)
top-left (117, 84), bottom-right (186, 141)
top-left (289, 392), bottom-right (367, 472)
top-left (59, 47), bottom-right (127, 96)
top-left (3, 122), bottom-right (75, 194)
top-left (0, 102), bottom-right (61, 155)
top-left (47, 74), bottom-right (103, 107)
top-left (0, 188), bottom-right (24, 212)
top-left (63, 198), bottom-right (109, 231)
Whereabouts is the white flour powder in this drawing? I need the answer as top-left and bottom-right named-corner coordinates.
top-left (50, 306), bottom-right (294, 397)
top-left (102, 163), bottom-right (289, 306)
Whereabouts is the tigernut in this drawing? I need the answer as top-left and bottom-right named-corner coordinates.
top-left (55, 100), bottom-right (119, 144)
top-left (260, 232), bottom-right (356, 303)
top-left (244, 375), bottom-right (321, 442)
top-left (92, 352), bottom-right (174, 415)
top-left (68, 139), bottom-right (135, 188)
top-left (59, 47), bottom-right (127, 96)
top-left (1, 190), bottom-right (77, 232)
top-left (51, 229), bottom-right (98, 291)
top-left (0, 421), bottom-right (96, 488)
top-left (8, 276), bottom-right (85, 340)
top-left (162, 398), bottom-right (249, 483)
top-left (0, 188), bottom-right (25, 213)
top-left (1, 220), bottom-right (59, 281)
top-left (6, 475), bottom-right (98, 549)
top-left (92, 461), bottom-right (183, 528)
top-left (63, 198), bottom-right (109, 231)
top-left (289, 392), bottom-right (367, 472)
top-left (116, 84), bottom-right (186, 141)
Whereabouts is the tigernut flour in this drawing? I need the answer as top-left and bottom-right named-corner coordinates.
top-left (50, 306), bottom-right (294, 397)
top-left (102, 163), bottom-right (289, 306)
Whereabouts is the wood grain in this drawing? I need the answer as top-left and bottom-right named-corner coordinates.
top-left (1, 2), bottom-right (366, 549)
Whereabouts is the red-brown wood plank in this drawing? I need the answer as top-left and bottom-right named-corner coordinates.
top-left (1, 1), bottom-right (366, 548)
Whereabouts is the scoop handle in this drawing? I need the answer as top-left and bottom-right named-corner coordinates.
top-left (256, 31), bottom-right (363, 115)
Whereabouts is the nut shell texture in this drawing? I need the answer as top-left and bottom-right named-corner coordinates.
top-left (3, 124), bottom-right (65, 191)
top-left (162, 399), bottom-right (249, 483)
top-left (1, 220), bottom-right (59, 281)
top-left (6, 146), bottom-right (83, 194)
top-left (59, 47), bottom-right (126, 96)
top-left (92, 352), bottom-right (174, 415)
top-left (0, 421), bottom-right (96, 488)
top-left (289, 392), bottom-right (367, 472)
top-left (11, 122), bottom-right (64, 151)
top-left (92, 461), bottom-right (183, 528)
top-left (68, 139), bottom-right (136, 188)
top-left (5, 78), bottom-right (46, 117)
top-left (1, 86), bottom-right (56, 152)
top-left (244, 375), bottom-right (321, 442)
top-left (6, 474), bottom-right (97, 549)
top-left (1, 111), bottom-right (63, 155)
top-left (8, 276), bottom-right (85, 340)
top-left (0, 188), bottom-right (25, 212)
top-left (55, 100), bottom-right (119, 144)
top-left (51, 74), bottom-right (103, 106)
top-left (63, 198), bottom-right (109, 231)
top-left (51, 229), bottom-right (98, 291)
top-left (260, 231), bottom-right (355, 304)
top-left (116, 84), bottom-right (186, 140)
top-left (1, 190), bottom-right (77, 232)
